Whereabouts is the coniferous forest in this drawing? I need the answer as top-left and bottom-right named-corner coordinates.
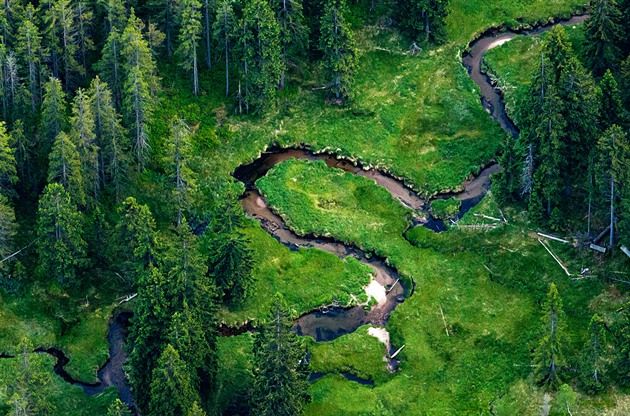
top-left (0, 0), bottom-right (629, 414)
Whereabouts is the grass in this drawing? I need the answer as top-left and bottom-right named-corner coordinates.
top-left (307, 325), bottom-right (392, 385)
top-left (254, 158), bottom-right (618, 414)
top-left (214, 334), bottom-right (254, 415)
top-left (430, 197), bottom-right (462, 219)
top-left (0, 353), bottom-right (117, 414)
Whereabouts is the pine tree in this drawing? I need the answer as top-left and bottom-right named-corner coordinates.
top-left (240, 0), bottom-right (283, 111)
top-left (36, 183), bottom-right (87, 286)
top-left (176, 0), bottom-right (203, 95)
top-left (89, 76), bottom-right (127, 199)
top-left (148, 344), bottom-right (201, 416)
top-left (107, 398), bottom-right (132, 416)
top-left (0, 121), bottom-right (17, 198)
top-left (581, 314), bottom-right (609, 393)
top-left (252, 294), bottom-right (310, 416)
top-left (319, 0), bottom-right (357, 101)
top-left (70, 88), bottom-right (99, 202)
top-left (41, 77), bottom-right (68, 148)
top-left (115, 196), bottom-right (158, 277)
top-left (128, 266), bottom-right (170, 412)
top-left (533, 283), bottom-right (567, 391)
top-left (584, 0), bottom-right (623, 75)
top-left (48, 131), bottom-right (85, 206)
top-left (600, 69), bottom-right (624, 129)
top-left (397, 0), bottom-right (449, 43)
top-left (595, 125), bottom-right (629, 247)
top-left (15, 3), bottom-right (43, 114)
top-left (274, 0), bottom-right (308, 89)
top-left (121, 11), bottom-right (158, 171)
top-left (213, 0), bottom-right (236, 96)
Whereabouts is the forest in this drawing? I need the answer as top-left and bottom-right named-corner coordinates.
top-left (0, 0), bottom-right (629, 414)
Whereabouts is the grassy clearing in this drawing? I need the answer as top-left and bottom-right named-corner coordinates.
top-left (447, 0), bottom-right (587, 44)
top-left (0, 354), bottom-right (117, 414)
top-left (214, 334), bottom-right (254, 415)
top-left (307, 325), bottom-right (392, 385)
top-left (255, 158), bottom-right (616, 414)
top-left (218, 221), bottom-right (373, 327)
top-left (430, 197), bottom-right (462, 219)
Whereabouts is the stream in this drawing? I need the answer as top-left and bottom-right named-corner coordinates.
top-left (6, 12), bottom-right (587, 404)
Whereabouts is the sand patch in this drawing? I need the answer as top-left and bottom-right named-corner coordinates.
top-left (365, 279), bottom-right (387, 304)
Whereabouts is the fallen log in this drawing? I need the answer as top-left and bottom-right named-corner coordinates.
top-left (118, 293), bottom-right (138, 305)
top-left (537, 232), bottom-right (570, 244)
top-left (622, 246), bottom-right (630, 259)
top-left (474, 213), bottom-right (502, 222)
top-left (439, 305), bottom-right (449, 337)
top-left (589, 244), bottom-right (606, 253)
top-left (594, 226), bottom-right (611, 244)
top-left (390, 345), bottom-right (406, 359)
top-left (538, 239), bottom-right (571, 276)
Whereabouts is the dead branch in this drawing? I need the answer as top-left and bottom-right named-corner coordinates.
top-left (537, 232), bottom-right (569, 244)
top-left (439, 305), bottom-right (449, 336)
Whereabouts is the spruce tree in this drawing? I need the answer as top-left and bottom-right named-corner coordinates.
top-left (41, 77), bottom-right (68, 148)
top-left (75, 1), bottom-right (94, 72)
top-left (0, 121), bottom-right (17, 198)
top-left (595, 125), bottom-right (629, 247)
top-left (107, 398), bottom-right (132, 416)
top-left (600, 69), bottom-right (624, 129)
top-left (35, 183), bottom-right (87, 286)
top-left (202, 0), bottom-right (213, 68)
top-left (532, 283), bottom-right (567, 391)
top-left (188, 402), bottom-right (207, 416)
top-left (121, 11), bottom-right (158, 171)
top-left (252, 294), bottom-right (310, 416)
top-left (70, 88), bottom-right (99, 202)
top-left (495, 133), bottom-right (521, 203)
top-left (128, 265), bottom-right (170, 412)
top-left (48, 131), bottom-right (85, 206)
top-left (89, 76), bottom-right (127, 199)
top-left (115, 196), bottom-right (158, 278)
top-left (148, 344), bottom-right (201, 416)
top-left (146, 0), bottom-right (177, 56)
top-left (213, 0), bottom-right (237, 97)
top-left (319, 0), bottom-right (357, 101)
top-left (46, 0), bottom-right (82, 92)
top-left (15, 3), bottom-right (43, 114)
top-left (98, 0), bottom-right (127, 34)
top-left (97, 29), bottom-right (123, 108)
top-left (167, 117), bottom-right (194, 225)
top-left (9, 338), bottom-right (56, 415)
top-left (0, 194), bottom-right (16, 266)
top-left (240, 0), bottom-right (283, 111)
top-left (274, 0), bottom-right (308, 89)
top-left (397, 0), bottom-right (449, 43)
top-left (176, 0), bottom-right (203, 96)
top-left (0, 0), bottom-right (21, 47)
top-left (585, 0), bottom-right (623, 75)
top-left (581, 314), bottom-right (609, 393)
